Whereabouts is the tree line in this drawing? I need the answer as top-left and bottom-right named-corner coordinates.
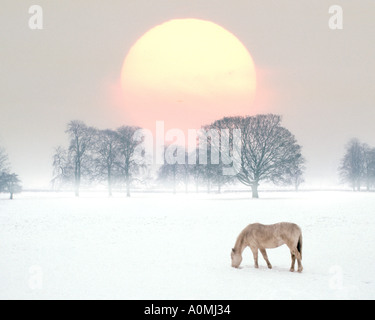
top-left (339, 138), bottom-right (375, 191)
top-left (52, 121), bottom-right (143, 197)
top-left (3, 115), bottom-right (371, 200)
top-left (53, 115), bottom-right (306, 198)
top-left (0, 147), bottom-right (22, 199)
top-left (158, 114), bottom-right (305, 198)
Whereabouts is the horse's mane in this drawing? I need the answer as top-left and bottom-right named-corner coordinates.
top-left (233, 229), bottom-right (247, 253)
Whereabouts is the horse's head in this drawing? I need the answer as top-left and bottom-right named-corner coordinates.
top-left (231, 248), bottom-right (242, 268)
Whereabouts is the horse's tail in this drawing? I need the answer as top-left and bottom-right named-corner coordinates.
top-left (297, 233), bottom-right (302, 260)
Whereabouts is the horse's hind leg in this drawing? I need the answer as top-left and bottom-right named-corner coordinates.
top-left (293, 243), bottom-right (303, 273)
top-left (296, 255), bottom-right (303, 273)
top-left (287, 244), bottom-right (302, 273)
top-left (260, 248), bottom-right (272, 269)
top-left (290, 253), bottom-right (296, 272)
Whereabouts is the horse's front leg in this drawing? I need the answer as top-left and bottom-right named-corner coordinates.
top-left (250, 246), bottom-right (259, 268)
top-left (260, 248), bottom-right (272, 269)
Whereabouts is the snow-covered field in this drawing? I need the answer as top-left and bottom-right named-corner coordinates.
top-left (0, 191), bottom-right (374, 300)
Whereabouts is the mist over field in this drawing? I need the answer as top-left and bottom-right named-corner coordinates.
top-left (1, 1), bottom-right (374, 189)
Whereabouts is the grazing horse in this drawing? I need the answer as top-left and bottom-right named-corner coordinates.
top-left (231, 222), bottom-right (303, 272)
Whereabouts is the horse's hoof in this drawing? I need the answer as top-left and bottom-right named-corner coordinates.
top-left (290, 268), bottom-right (295, 272)
top-left (267, 264), bottom-right (272, 269)
top-left (298, 268), bottom-right (303, 273)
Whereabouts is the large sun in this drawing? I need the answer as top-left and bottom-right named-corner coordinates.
top-left (121, 18), bottom-right (256, 132)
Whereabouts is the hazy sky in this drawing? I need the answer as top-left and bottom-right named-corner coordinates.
top-left (1, 1), bottom-right (374, 188)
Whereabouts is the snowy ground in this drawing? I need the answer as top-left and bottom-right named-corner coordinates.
top-left (0, 191), bottom-right (374, 300)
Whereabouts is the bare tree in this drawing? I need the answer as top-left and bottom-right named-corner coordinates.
top-left (205, 154), bottom-right (236, 194)
top-left (198, 147), bottom-right (228, 194)
top-left (362, 144), bottom-right (375, 191)
top-left (189, 147), bottom-right (205, 193)
top-left (197, 125), bottom-right (237, 193)
top-left (368, 149), bottom-right (375, 190)
top-left (284, 154), bottom-right (306, 191)
top-left (0, 172), bottom-right (22, 199)
top-left (157, 146), bottom-right (189, 194)
top-left (51, 146), bottom-right (74, 190)
top-left (66, 121), bottom-right (96, 197)
top-left (158, 161), bottom-right (179, 194)
top-left (116, 126), bottom-right (143, 197)
top-left (0, 148), bottom-right (22, 199)
top-left (53, 122), bottom-right (145, 196)
top-left (0, 147), bottom-right (9, 174)
top-left (207, 114), bottom-right (304, 198)
top-left (339, 138), bottom-right (364, 191)
top-left (93, 129), bottom-right (119, 196)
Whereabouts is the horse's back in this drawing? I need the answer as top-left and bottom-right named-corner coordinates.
top-left (246, 222), bottom-right (301, 234)
top-left (244, 222), bottom-right (302, 248)
top-left (278, 222), bottom-right (302, 235)
top-left (245, 223), bottom-right (283, 248)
